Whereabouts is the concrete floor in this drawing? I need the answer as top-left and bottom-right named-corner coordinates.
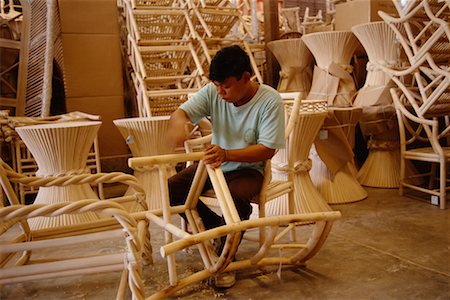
top-left (1, 187), bottom-right (449, 299)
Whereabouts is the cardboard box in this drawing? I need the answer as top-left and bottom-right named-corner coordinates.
top-left (66, 96), bottom-right (128, 158)
top-left (335, 0), bottom-right (398, 31)
top-left (61, 33), bottom-right (123, 98)
top-left (58, 0), bottom-right (120, 34)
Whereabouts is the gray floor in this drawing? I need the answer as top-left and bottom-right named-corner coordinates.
top-left (1, 188), bottom-right (449, 299)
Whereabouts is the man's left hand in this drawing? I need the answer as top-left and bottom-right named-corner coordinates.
top-left (204, 144), bottom-right (227, 168)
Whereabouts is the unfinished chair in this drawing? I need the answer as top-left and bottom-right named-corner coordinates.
top-left (266, 38), bottom-right (313, 96)
top-left (0, 155), bottom-right (150, 299)
top-left (374, 0), bottom-right (450, 209)
top-left (129, 151), bottom-right (341, 298)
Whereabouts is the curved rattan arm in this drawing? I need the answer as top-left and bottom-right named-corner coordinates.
top-left (1, 159), bottom-right (147, 210)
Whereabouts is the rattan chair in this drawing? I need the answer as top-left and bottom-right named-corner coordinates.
top-left (0, 157), bottom-right (150, 299)
top-left (129, 151), bottom-right (341, 298)
top-left (375, 0), bottom-right (450, 209)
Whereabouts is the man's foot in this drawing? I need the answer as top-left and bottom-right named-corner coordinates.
top-left (214, 271), bottom-right (236, 288)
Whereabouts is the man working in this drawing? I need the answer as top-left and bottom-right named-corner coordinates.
top-left (167, 45), bottom-right (285, 288)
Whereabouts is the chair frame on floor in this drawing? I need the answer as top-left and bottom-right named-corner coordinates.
top-left (0, 157), bottom-right (151, 300)
top-left (129, 152), bottom-right (341, 299)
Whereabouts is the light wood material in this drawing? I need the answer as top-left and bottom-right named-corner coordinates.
top-left (0, 153), bottom-right (149, 299)
top-left (376, 0), bottom-right (450, 209)
top-left (267, 38), bottom-right (313, 95)
top-left (267, 100), bottom-right (332, 215)
top-left (14, 121), bottom-right (103, 229)
top-left (0, 0), bottom-right (30, 115)
top-left (352, 21), bottom-right (404, 188)
top-left (302, 31), bottom-right (359, 107)
top-left (310, 107), bottom-right (368, 204)
top-left (128, 151), bottom-right (341, 298)
top-left (114, 116), bottom-right (174, 210)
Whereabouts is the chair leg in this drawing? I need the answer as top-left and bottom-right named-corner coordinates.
top-left (439, 159), bottom-right (446, 209)
top-left (399, 156), bottom-right (406, 196)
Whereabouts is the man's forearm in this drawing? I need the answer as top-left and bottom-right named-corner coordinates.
top-left (224, 144), bottom-right (276, 163)
top-left (167, 108), bottom-right (191, 149)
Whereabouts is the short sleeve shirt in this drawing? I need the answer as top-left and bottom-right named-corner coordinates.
top-left (180, 82), bottom-right (285, 174)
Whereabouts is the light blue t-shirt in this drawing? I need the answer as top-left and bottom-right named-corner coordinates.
top-left (180, 82), bottom-right (285, 174)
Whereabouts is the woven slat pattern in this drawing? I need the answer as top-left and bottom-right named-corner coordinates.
top-left (134, 11), bottom-right (187, 41)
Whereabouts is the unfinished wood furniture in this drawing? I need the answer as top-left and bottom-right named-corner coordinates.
top-left (0, 0), bottom-right (29, 115)
top-left (352, 21), bottom-right (404, 188)
top-left (302, 31), bottom-right (359, 107)
top-left (14, 121), bottom-right (103, 229)
top-left (185, 0), bottom-right (263, 83)
top-left (123, 0), bottom-right (206, 117)
top-left (266, 38), bottom-right (313, 96)
top-left (0, 156), bottom-right (150, 300)
top-left (280, 6), bottom-right (301, 34)
top-left (129, 152), bottom-right (341, 298)
top-left (114, 116), bottom-right (175, 211)
top-left (310, 107), bottom-right (368, 204)
top-left (375, 0), bottom-right (450, 209)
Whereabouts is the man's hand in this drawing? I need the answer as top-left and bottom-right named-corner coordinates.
top-left (204, 144), bottom-right (227, 168)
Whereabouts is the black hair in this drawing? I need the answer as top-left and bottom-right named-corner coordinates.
top-left (209, 45), bottom-right (253, 82)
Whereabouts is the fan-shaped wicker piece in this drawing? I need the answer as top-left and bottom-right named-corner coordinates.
top-left (303, 31), bottom-right (359, 106)
top-left (14, 121), bottom-right (103, 229)
top-left (351, 22), bottom-right (404, 188)
top-left (267, 38), bottom-right (313, 95)
top-left (310, 107), bottom-right (368, 204)
top-left (114, 116), bottom-right (174, 210)
top-left (266, 100), bottom-right (332, 216)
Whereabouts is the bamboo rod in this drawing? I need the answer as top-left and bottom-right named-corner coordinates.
top-left (0, 229), bottom-right (124, 253)
top-left (0, 253), bottom-right (124, 279)
top-left (161, 212), bottom-right (341, 257)
top-left (129, 152), bottom-right (204, 169)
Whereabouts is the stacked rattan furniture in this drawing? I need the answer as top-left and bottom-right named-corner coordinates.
top-left (121, 0), bottom-right (263, 117)
top-left (375, 0), bottom-right (449, 209)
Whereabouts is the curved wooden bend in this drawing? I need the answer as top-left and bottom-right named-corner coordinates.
top-left (129, 152), bottom-right (342, 299)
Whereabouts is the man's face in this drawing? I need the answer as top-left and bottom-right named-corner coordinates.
top-left (212, 74), bottom-right (249, 105)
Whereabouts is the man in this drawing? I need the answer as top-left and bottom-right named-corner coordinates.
top-left (167, 45), bottom-right (285, 288)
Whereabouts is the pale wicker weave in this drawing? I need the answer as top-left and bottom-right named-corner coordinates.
top-left (114, 116), bottom-right (175, 210)
top-left (24, 0), bottom-right (64, 117)
top-left (352, 22), bottom-right (405, 188)
top-left (303, 31), bottom-right (359, 107)
top-left (267, 38), bottom-right (313, 95)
